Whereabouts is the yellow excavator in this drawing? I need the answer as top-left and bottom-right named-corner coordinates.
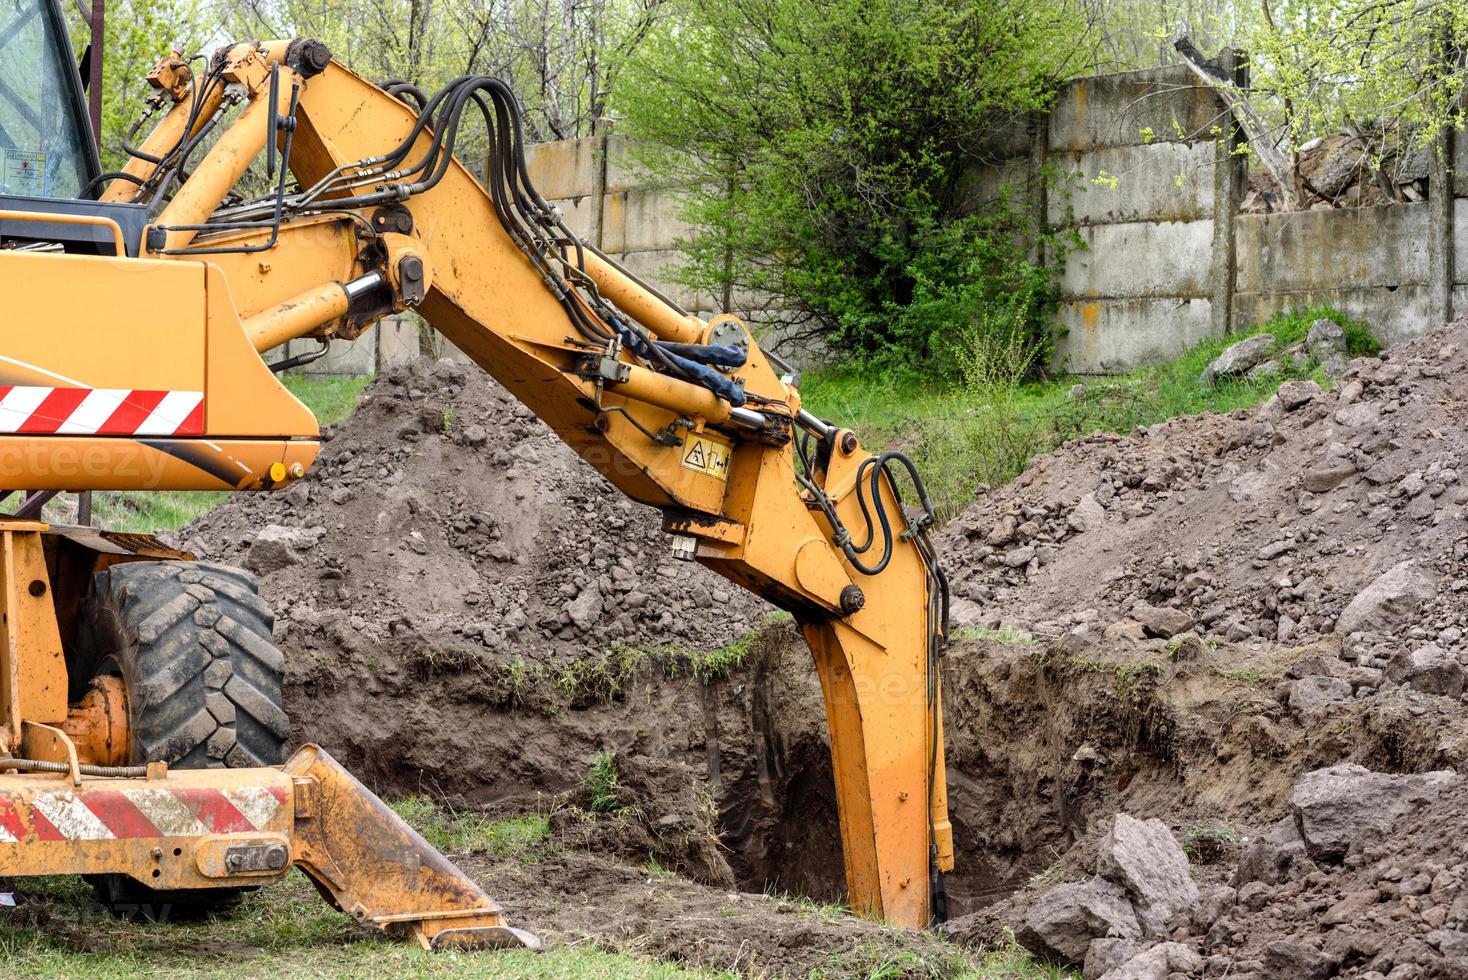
top-left (0, 3), bottom-right (954, 944)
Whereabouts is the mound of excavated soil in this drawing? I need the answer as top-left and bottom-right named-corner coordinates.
top-left (179, 357), bottom-right (769, 671)
top-left (158, 322), bottom-right (1468, 977)
top-left (939, 319), bottom-right (1468, 663)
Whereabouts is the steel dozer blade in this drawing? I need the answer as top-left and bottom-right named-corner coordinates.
top-left (284, 743), bottom-right (540, 950)
top-left (0, 743), bottom-right (538, 952)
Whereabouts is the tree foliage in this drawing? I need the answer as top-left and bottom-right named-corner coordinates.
top-left (1096, 0), bottom-right (1468, 204)
top-left (615, 0), bottom-right (1088, 367)
top-left (67, 0), bottom-right (665, 164)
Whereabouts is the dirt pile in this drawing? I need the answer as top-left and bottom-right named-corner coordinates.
top-left (179, 357), bottom-right (769, 672)
top-left (939, 319), bottom-right (1468, 673)
top-left (159, 323), bottom-right (1468, 976)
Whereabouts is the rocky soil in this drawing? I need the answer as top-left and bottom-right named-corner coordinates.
top-left (940, 319), bottom-right (1468, 672)
top-left (149, 319), bottom-right (1468, 977)
top-left (176, 357), bottom-right (769, 674)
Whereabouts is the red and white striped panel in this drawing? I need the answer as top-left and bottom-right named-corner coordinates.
top-left (0, 785), bottom-right (286, 842)
top-left (0, 386), bottom-right (204, 436)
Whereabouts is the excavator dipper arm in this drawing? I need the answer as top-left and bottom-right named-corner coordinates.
top-left (2, 38), bottom-right (954, 928)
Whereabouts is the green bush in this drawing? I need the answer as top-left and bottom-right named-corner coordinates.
top-left (616, 0), bottom-right (1086, 367)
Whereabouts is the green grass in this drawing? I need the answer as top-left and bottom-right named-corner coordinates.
top-left (801, 305), bottom-right (1377, 520)
top-left (387, 797), bottom-right (552, 858)
top-left (81, 374), bottom-right (371, 534)
top-left (0, 872), bottom-right (720, 979)
top-left (586, 749), bottom-right (623, 814)
top-left (952, 624), bottom-right (1038, 646)
top-left (0, 797), bottom-right (1074, 979)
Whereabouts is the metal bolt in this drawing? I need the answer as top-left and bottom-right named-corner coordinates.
top-left (265, 844), bottom-right (289, 870)
top-left (839, 585), bottom-right (865, 615)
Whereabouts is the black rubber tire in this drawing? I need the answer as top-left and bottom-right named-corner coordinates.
top-left (72, 559), bottom-right (290, 918)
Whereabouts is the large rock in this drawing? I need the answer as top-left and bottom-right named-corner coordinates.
top-left (1404, 643), bottom-right (1465, 697)
top-left (1336, 561), bottom-right (1436, 636)
top-left (1263, 939), bottom-right (1337, 980)
top-left (1018, 878), bottom-right (1143, 965)
top-left (1291, 764), bottom-right (1461, 863)
top-left (244, 524), bottom-right (314, 575)
top-left (1096, 814), bottom-right (1199, 935)
top-left (1098, 942), bottom-right (1204, 980)
top-left (1202, 334), bottom-right (1276, 384)
top-left (1287, 675), bottom-right (1352, 720)
top-left (1129, 603), bottom-right (1193, 640)
top-left (1306, 318), bottom-right (1350, 378)
top-left (1085, 938), bottom-right (1148, 979)
top-left (566, 585), bottom-right (605, 631)
top-left (1236, 816), bottom-right (1313, 886)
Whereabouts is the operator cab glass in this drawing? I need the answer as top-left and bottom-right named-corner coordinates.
top-left (0, 0), bottom-right (97, 199)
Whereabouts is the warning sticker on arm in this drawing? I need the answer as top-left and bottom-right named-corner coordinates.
top-left (681, 432), bottom-right (732, 481)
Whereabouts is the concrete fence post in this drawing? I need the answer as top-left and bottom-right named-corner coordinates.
top-left (1210, 49), bottom-right (1248, 337)
top-left (1025, 110), bottom-right (1048, 268)
top-left (1429, 124), bottom-right (1455, 327)
top-left (589, 121), bottom-right (610, 250)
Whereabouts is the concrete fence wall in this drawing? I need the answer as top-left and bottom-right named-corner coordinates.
top-left (282, 61), bottom-right (1460, 377)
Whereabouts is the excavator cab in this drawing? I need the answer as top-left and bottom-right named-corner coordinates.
top-left (0, 0), bottom-right (98, 199)
top-left (0, 0), bottom-right (150, 255)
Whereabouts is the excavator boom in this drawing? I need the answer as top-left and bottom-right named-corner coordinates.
top-left (0, 35), bottom-right (953, 930)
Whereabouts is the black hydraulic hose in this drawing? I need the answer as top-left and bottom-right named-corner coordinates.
top-left (84, 170), bottom-right (145, 199)
top-left (0, 757), bottom-right (149, 778)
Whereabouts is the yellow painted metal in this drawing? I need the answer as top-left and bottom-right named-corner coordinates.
top-left (0, 764), bottom-right (297, 889)
top-left (0, 739), bottom-right (533, 946)
top-left (244, 282), bottom-right (350, 352)
top-left (0, 41), bottom-right (954, 930)
top-left (0, 209), bottom-right (127, 254)
top-left (149, 68), bottom-right (301, 254)
top-left (60, 676), bottom-right (130, 768)
top-left (100, 58), bottom-right (225, 204)
top-left (284, 744), bottom-right (532, 949)
top-left (0, 526), bottom-right (68, 752)
top-left (20, 721), bottom-right (82, 786)
top-left (197, 216), bottom-right (365, 323)
top-left (2, 437), bottom-right (318, 492)
top-left (579, 250), bottom-right (704, 344)
top-left (616, 363), bottom-right (733, 425)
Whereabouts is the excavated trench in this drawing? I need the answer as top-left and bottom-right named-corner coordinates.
top-left (281, 611), bottom-right (1468, 935)
top-left (280, 622), bottom-right (1102, 918)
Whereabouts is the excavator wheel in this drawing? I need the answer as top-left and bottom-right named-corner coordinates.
top-left (71, 559), bottom-right (291, 920)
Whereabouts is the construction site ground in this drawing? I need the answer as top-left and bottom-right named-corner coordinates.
top-left (16, 315), bottom-right (1468, 978)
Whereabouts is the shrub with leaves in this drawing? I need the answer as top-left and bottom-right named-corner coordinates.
top-left (615, 0), bottom-right (1087, 367)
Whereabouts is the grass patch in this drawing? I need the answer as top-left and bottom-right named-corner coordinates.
top-left (386, 797), bottom-right (552, 859)
top-left (801, 304), bottom-right (1376, 520)
top-left (953, 624), bottom-right (1038, 646)
top-left (79, 375), bottom-right (371, 535)
top-left (1182, 823), bottom-right (1240, 864)
top-left (1114, 660), bottom-right (1166, 703)
top-left (586, 749), bottom-right (623, 814)
top-left (0, 870), bottom-right (719, 978)
top-left (974, 935), bottom-right (1078, 979)
top-left (534, 613), bottom-right (792, 706)
top-left (1210, 666), bottom-right (1271, 685)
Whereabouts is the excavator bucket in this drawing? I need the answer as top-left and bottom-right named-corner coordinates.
top-left (0, 743), bottom-right (538, 951)
top-left (285, 744), bottom-right (540, 950)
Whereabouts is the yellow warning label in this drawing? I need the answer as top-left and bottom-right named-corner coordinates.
top-left (681, 433), bottom-right (731, 481)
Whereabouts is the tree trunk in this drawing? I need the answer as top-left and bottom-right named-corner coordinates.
top-left (1174, 37), bottom-right (1299, 211)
